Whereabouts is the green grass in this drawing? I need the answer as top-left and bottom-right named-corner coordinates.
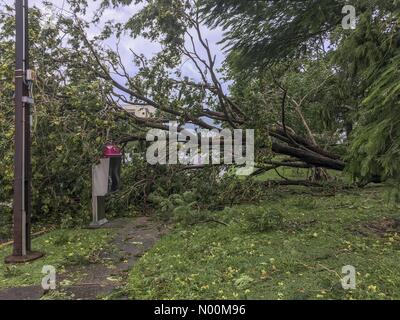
top-left (253, 166), bottom-right (348, 183)
top-left (253, 167), bottom-right (309, 182)
top-left (126, 187), bottom-right (400, 300)
top-left (0, 228), bottom-right (114, 289)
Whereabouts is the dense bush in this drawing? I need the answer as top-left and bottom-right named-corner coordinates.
top-left (148, 190), bottom-right (204, 224)
top-left (147, 168), bottom-right (272, 227)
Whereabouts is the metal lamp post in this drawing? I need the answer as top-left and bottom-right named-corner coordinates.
top-left (5, 0), bottom-right (43, 263)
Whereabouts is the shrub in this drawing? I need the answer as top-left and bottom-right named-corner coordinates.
top-left (149, 190), bottom-right (214, 226)
top-left (293, 197), bottom-right (318, 211)
top-left (243, 207), bottom-right (284, 232)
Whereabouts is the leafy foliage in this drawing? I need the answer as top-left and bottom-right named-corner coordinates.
top-left (347, 53), bottom-right (400, 183)
top-left (201, 0), bottom-right (344, 69)
top-left (0, 8), bottom-right (142, 234)
top-left (205, 0), bottom-right (400, 184)
top-left (1, 0), bottom-right (400, 242)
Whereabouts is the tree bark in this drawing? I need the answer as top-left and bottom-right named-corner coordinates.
top-left (271, 143), bottom-right (345, 171)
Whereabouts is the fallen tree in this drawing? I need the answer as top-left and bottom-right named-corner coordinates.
top-left (62, 2), bottom-right (355, 181)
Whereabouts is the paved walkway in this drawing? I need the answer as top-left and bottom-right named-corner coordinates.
top-left (0, 217), bottom-right (165, 300)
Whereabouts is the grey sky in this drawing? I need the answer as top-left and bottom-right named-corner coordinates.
top-left (4, 0), bottom-right (227, 85)
top-left (1, 0), bottom-right (229, 129)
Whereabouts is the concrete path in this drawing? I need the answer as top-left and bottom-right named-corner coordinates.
top-left (0, 217), bottom-right (165, 300)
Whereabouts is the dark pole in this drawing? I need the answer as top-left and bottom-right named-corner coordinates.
top-left (23, 0), bottom-right (32, 253)
top-left (5, 0), bottom-right (43, 264)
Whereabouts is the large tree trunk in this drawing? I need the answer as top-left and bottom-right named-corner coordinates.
top-left (271, 143), bottom-right (345, 171)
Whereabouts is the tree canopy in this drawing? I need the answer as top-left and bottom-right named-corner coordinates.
top-left (0, 0), bottom-right (399, 236)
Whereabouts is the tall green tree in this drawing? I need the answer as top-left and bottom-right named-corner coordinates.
top-left (0, 6), bottom-right (140, 235)
top-left (202, 0), bottom-right (400, 183)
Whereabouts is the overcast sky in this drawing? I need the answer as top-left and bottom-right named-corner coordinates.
top-left (1, 0), bottom-right (229, 131)
top-left (1, 0), bottom-right (227, 85)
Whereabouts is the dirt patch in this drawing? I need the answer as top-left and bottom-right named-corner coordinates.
top-left (352, 218), bottom-right (400, 237)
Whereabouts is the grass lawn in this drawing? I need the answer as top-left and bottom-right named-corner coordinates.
top-left (0, 228), bottom-right (113, 289)
top-left (126, 186), bottom-right (400, 300)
